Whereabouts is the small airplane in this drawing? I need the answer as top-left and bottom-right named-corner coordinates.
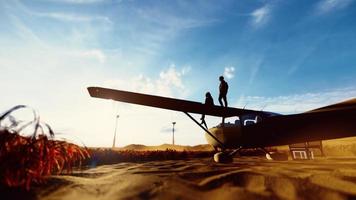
top-left (87, 86), bottom-right (356, 163)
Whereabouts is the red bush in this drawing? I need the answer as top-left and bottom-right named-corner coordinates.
top-left (0, 106), bottom-right (90, 190)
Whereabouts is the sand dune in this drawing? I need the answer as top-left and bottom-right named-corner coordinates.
top-left (14, 156), bottom-right (356, 200)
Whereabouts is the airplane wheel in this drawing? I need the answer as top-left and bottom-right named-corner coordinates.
top-left (266, 152), bottom-right (288, 161)
top-left (214, 152), bottom-right (233, 163)
top-left (213, 147), bottom-right (223, 152)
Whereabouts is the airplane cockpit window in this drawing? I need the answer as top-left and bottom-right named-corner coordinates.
top-left (244, 120), bottom-right (256, 126)
top-left (241, 114), bottom-right (262, 126)
top-left (216, 117), bottom-right (240, 127)
top-left (215, 115), bottom-right (264, 127)
top-left (225, 116), bottom-right (240, 125)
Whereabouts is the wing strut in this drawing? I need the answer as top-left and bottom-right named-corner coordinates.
top-left (184, 112), bottom-right (226, 150)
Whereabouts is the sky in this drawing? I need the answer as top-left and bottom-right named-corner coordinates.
top-left (0, 0), bottom-right (355, 147)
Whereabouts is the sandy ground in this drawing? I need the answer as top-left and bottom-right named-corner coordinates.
top-left (15, 156), bottom-right (356, 200)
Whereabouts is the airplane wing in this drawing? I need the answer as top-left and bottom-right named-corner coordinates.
top-left (87, 86), bottom-right (265, 117)
top-left (306, 98), bottom-right (356, 113)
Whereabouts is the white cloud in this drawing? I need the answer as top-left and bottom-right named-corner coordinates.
top-left (223, 66), bottom-right (235, 79)
top-left (8, 14), bottom-right (46, 47)
top-left (68, 49), bottom-right (107, 63)
top-left (136, 8), bottom-right (217, 31)
top-left (316, 0), bottom-right (354, 14)
top-left (181, 66), bottom-right (191, 75)
top-left (287, 33), bottom-right (330, 75)
top-left (130, 6), bottom-right (219, 55)
top-left (94, 65), bottom-right (201, 146)
top-left (159, 65), bottom-right (185, 89)
top-left (36, 12), bottom-right (112, 23)
top-left (235, 87), bottom-right (356, 114)
top-left (250, 5), bottom-right (271, 27)
top-left (249, 56), bottom-right (264, 85)
top-left (48, 0), bottom-right (108, 4)
top-left (104, 64), bottom-right (189, 98)
top-left (10, 0), bottom-right (112, 24)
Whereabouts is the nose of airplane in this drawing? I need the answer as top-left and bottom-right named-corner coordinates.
top-left (204, 127), bottom-right (224, 148)
top-left (205, 125), bottom-right (242, 149)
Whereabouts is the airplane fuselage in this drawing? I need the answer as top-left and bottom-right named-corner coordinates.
top-left (205, 105), bottom-right (356, 149)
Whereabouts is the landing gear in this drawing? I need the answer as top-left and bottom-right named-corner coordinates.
top-left (214, 152), bottom-right (233, 163)
top-left (213, 147), bottom-right (242, 163)
top-left (267, 152), bottom-right (289, 161)
top-left (261, 148), bottom-right (288, 161)
top-left (213, 148), bottom-right (289, 163)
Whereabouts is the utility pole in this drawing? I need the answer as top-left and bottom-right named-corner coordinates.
top-left (172, 122), bottom-right (176, 145)
top-left (113, 115), bottom-right (119, 148)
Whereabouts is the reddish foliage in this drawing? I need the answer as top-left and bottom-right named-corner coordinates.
top-left (0, 129), bottom-right (90, 190)
top-left (0, 106), bottom-right (90, 190)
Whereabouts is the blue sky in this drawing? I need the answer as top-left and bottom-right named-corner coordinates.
top-left (0, 0), bottom-right (355, 147)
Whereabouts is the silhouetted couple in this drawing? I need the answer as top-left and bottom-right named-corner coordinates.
top-left (201, 76), bottom-right (229, 128)
top-left (204, 76), bottom-right (229, 107)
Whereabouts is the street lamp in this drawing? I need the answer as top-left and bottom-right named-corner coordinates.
top-left (172, 122), bottom-right (176, 145)
top-left (113, 115), bottom-right (119, 148)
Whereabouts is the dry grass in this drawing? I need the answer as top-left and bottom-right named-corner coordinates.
top-left (0, 105), bottom-right (90, 190)
top-left (83, 147), bottom-right (274, 166)
top-left (85, 148), bottom-right (214, 166)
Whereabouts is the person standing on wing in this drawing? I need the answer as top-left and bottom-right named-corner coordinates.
top-left (218, 76), bottom-right (229, 107)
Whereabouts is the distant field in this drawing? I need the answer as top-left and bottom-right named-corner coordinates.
top-left (87, 136), bottom-right (356, 166)
top-left (117, 143), bottom-right (215, 151)
top-left (85, 148), bottom-right (214, 166)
